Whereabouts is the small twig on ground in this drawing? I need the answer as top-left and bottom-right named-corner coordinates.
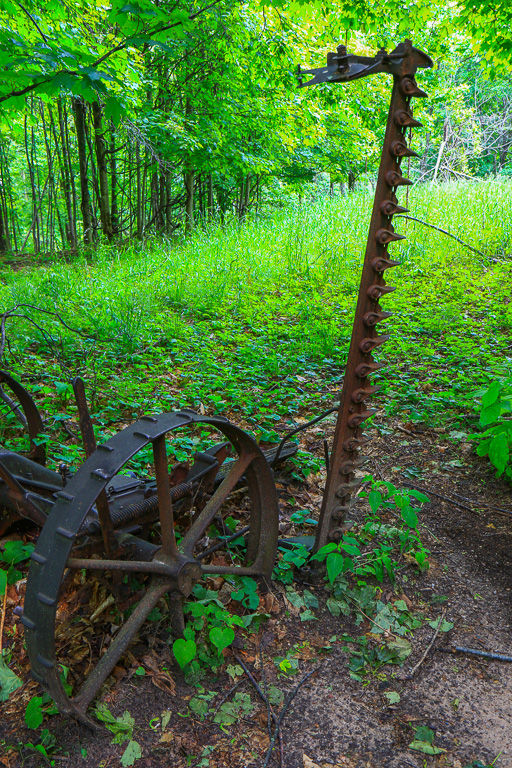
top-left (344, 593), bottom-right (399, 639)
top-left (449, 490), bottom-right (512, 518)
top-left (234, 652), bottom-right (283, 767)
top-left (0, 385), bottom-right (27, 426)
top-left (259, 643), bottom-right (273, 743)
top-left (402, 481), bottom-right (512, 519)
top-left (405, 608), bottom-right (447, 679)
top-left (396, 424), bottom-right (416, 436)
top-left (233, 653), bottom-right (272, 710)
top-left (441, 646), bottom-right (512, 662)
top-left (262, 668), bottom-right (318, 768)
top-left (210, 679), bottom-right (244, 719)
top-left (62, 420), bottom-right (78, 439)
top-left (0, 587), bottom-right (7, 654)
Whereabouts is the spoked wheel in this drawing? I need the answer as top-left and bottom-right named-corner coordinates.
top-left (0, 370), bottom-right (50, 534)
top-left (22, 410), bottom-right (279, 726)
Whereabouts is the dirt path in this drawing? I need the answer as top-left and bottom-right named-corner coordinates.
top-left (1, 417), bottom-right (511, 768)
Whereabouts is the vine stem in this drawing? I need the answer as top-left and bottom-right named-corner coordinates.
top-left (0, 587), bottom-right (7, 654)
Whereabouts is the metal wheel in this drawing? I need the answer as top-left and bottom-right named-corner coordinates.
top-left (0, 369), bottom-right (46, 464)
top-left (22, 409), bottom-right (279, 726)
top-left (0, 370), bottom-right (50, 534)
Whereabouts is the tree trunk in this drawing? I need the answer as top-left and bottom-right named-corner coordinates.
top-left (184, 169), bottom-right (194, 232)
top-left (165, 170), bottom-right (172, 233)
top-left (0, 141), bottom-right (18, 251)
top-left (348, 170), bottom-right (356, 191)
top-left (110, 122), bottom-right (119, 236)
top-left (207, 172), bottom-right (214, 219)
top-left (24, 115), bottom-right (40, 253)
top-left (136, 142), bottom-right (143, 238)
top-left (51, 102), bottom-right (76, 248)
top-left (62, 101), bottom-right (78, 244)
top-left (92, 101), bottom-right (113, 241)
top-left (0, 203), bottom-right (9, 253)
top-left (72, 97), bottom-right (94, 244)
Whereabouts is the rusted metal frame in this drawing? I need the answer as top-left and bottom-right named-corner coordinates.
top-left (73, 580), bottom-right (171, 717)
top-left (180, 448), bottom-right (256, 558)
top-left (0, 460), bottom-right (48, 526)
top-left (72, 376), bottom-right (115, 556)
top-left (301, 41), bottom-right (432, 550)
top-left (0, 369), bottom-right (46, 464)
top-left (66, 557), bottom-right (170, 575)
top-left (152, 433), bottom-right (180, 558)
top-left (23, 410), bottom-right (279, 722)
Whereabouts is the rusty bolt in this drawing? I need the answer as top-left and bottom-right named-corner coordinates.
top-left (380, 200), bottom-right (409, 216)
top-left (385, 171), bottom-right (413, 187)
top-left (355, 362), bottom-right (385, 378)
top-left (359, 334), bottom-right (390, 354)
top-left (389, 140), bottom-right (420, 159)
top-left (375, 228), bottom-right (406, 245)
top-left (371, 256), bottom-right (400, 272)
top-left (367, 284), bottom-right (396, 300)
top-left (394, 109), bottom-right (422, 128)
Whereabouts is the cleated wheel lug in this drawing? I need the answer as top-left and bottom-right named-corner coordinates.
top-left (359, 334), bottom-right (390, 353)
top-left (375, 228), bottom-right (406, 245)
top-left (367, 284), bottom-right (396, 300)
top-left (385, 171), bottom-right (413, 187)
top-left (372, 256), bottom-right (400, 273)
top-left (380, 200), bottom-right (409, 216)
top-left (329, 527), bottom-right (346, 544)
top-left (389, 140), bottom-right (420, 159)
top-left (351, 386), bottom-right (381, 404)
top-left (355, 361), bottom-right (385, 378)
top-left (334, 481), bottom-right (360, 498)
top-left (331, 504), bottom-right (352, 522)
top-left (347, 410), bottom-right (377, 428)
top-left (338, 457), bottom-right (368, 474)
top-left (343, 435), bottom-right (370, 452)
top-left (400, 77), bottom-right (428, 98)
top-left (363, 310), bottom-right (392, 327)
top-left (394, 109), bottom-right (423, 128)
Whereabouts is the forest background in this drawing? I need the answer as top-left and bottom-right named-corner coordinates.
top-left (1, 0), bottom-right (512, 252)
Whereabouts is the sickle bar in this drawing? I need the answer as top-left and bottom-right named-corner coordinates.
top-left (300, 40), bottom-right (433, 549)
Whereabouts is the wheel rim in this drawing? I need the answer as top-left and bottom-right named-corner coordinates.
top-left (22, 409), bottom-right (278, 723)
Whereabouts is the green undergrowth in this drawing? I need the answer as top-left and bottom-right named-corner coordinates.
top-left (1, 180), bottom-right (511, 458)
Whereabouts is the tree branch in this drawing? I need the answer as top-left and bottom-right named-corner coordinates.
top-left (0, 0), bottom-right (226, 105)
top-left (17, 2), bottom-right (50, 43)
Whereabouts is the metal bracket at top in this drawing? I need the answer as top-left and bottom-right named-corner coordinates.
top-left (298, 39), bottom-right (433, 88)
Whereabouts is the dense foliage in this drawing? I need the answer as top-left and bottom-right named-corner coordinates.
top-left (1, 0), bottom-right (512, 253)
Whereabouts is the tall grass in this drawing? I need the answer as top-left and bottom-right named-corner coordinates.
top-left (1, 180), bottom-right (511, 428)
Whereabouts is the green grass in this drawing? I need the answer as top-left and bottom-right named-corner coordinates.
top-left (1, 180), bottom-right (511, 460)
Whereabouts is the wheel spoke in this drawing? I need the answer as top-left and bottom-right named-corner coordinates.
top-left (74, 580), bottom-right (170, 712)
top-left (201, 564), bottom-right (262, 577)
top-left (66, 557), bottom-right (176, 577)
top-left (180, 450), bottom-right (255, 557)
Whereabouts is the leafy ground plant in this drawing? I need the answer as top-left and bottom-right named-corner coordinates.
top-left (95, 703), bottom-right (142, 767)
top-left (0, 540), bottom-right (34, 594)
top-left (311, 479), bottom-right (430, 677)
top-left (472, 377), bottom-right (512, 482)
top-left (409, 725), bottom-right (447, 756)
top-left (312, 478), bottom-right (430, 586)
top-left (172, 584), bottom-right (259, 678)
